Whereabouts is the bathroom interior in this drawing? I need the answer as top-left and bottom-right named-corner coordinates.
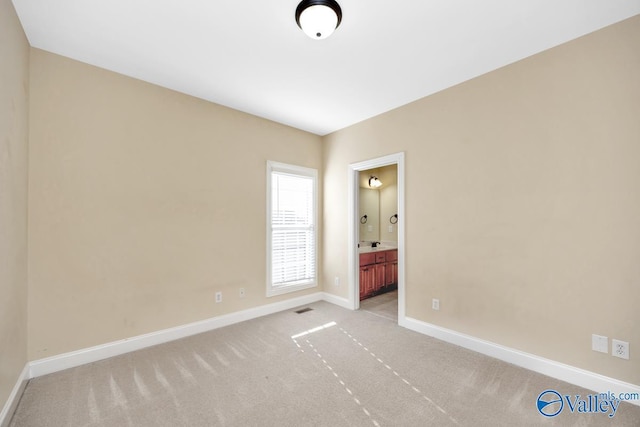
top-left (358, 165), bottom-right (398, 319)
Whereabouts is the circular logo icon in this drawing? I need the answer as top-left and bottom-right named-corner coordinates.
top-left (537, 390), bottom-right (564, 417)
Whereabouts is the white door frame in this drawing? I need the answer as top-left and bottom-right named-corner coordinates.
top-left (348, 152), bottom-right (405, 321)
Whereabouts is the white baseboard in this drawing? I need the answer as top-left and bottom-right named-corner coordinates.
top-left (322, 292), bottom-right (352, 309)
top-left (0, 364), bottom-right (29, 427)
top-left (30, 292), bottom-right (325, 378)
top-left (400, 316), bottom-right (640, 406)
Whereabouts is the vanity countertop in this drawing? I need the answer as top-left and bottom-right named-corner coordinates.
top-left (358, 245), bottom-right (397, 254)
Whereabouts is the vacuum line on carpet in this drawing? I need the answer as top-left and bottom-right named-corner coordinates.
top-left (292, 336), bottom-right (381, 427)
top-left (338, 327), bottom-right (459, 425)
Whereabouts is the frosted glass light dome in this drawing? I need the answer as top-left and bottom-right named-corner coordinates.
top-left (295, 0), bottom-right (342, 40)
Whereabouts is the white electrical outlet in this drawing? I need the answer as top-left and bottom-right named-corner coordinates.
top-left (612, 339), bottom-right (629, 360)
top-left (215, 291), bottom-right (222, 303)
top-left (239, 288), bottom-right (245, 298)
top-left (592, 334), bottom-right (608, 353)
top-left (432, 299), bottom-right (440, 311)
top-left (334, 276), bottom-right (340, 286)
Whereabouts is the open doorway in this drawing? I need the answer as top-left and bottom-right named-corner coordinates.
top-left (358, 165), bottom-right (398, 321)
top-left (348, 153), bottom-right (405, 323)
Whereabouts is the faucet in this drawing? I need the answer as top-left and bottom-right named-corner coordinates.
top-left (371, 241), bottom-right (381, 248)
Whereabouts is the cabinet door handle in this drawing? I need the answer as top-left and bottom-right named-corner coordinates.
top-left (362, 268), bottom-right (368, 272)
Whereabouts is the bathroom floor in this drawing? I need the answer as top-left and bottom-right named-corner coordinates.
top-left (359, 290), bottom-right (398, 321)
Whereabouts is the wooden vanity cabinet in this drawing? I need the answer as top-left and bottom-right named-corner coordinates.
top-left (359, 249), bottom-right (398, 300)
top-left (359, 253), bottom-right (376, 298)
top-left (384, 250), bottom-right (398, 287)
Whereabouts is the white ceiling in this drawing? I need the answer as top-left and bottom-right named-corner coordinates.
top-left (12, 1), bottom-right (640, 135)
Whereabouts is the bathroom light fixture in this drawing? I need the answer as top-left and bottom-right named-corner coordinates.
top-left (369, 176), bottom-right (382, 188)
top-left (295, 0), bottom-right (342, 40)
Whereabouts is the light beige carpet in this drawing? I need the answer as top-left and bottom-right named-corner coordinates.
top-left (9, 301), bottom-right (640, 426)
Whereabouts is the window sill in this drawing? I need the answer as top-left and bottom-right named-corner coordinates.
top-left (267, 281), bottom-right (317, 298)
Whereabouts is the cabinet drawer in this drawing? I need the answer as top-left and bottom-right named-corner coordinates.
top-left (360, 253), bottom-right (376, 267)
top-left (375, 252), bottom-right (386, 263)
top-left (385, 250), bottom-right (397, 262)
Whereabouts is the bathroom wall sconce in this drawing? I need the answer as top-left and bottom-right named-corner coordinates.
top-left (369, 176), bottom-right (382, 188)
top-left (390, 214), bottom-right (398, 224)
top-left (360, 214), bottom-right (368, 224)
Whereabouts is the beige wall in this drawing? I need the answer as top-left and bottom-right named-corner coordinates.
top-left (323, 16), bottom-right (640, 384)
top-left (28, 49), bottom-right (323, 359)
top-left (0, 0), bottom-right (29, 409)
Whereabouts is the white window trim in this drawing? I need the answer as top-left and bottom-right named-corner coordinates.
top-left (266, 161), bottom-right (318, 297)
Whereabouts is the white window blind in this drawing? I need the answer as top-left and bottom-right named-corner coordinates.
top-left (267, 161), bottom-right (317, 296)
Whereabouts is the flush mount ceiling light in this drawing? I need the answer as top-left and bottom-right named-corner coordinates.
top-left (295, 0), bottom-right (342, 40)
top-left (369, 176), bottom-right (382, 188)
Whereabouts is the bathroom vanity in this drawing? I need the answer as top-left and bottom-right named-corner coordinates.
top-left (359, 248), bottom-right (398, 300)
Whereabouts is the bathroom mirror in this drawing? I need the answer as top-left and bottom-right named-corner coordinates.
top-left (359, 165), bottom-right (398, 244)
top-left (359, 188), bottom-right (380, 241)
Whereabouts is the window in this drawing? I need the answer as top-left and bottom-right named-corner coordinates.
top-left (266, 161), bottom-right (317, 297)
